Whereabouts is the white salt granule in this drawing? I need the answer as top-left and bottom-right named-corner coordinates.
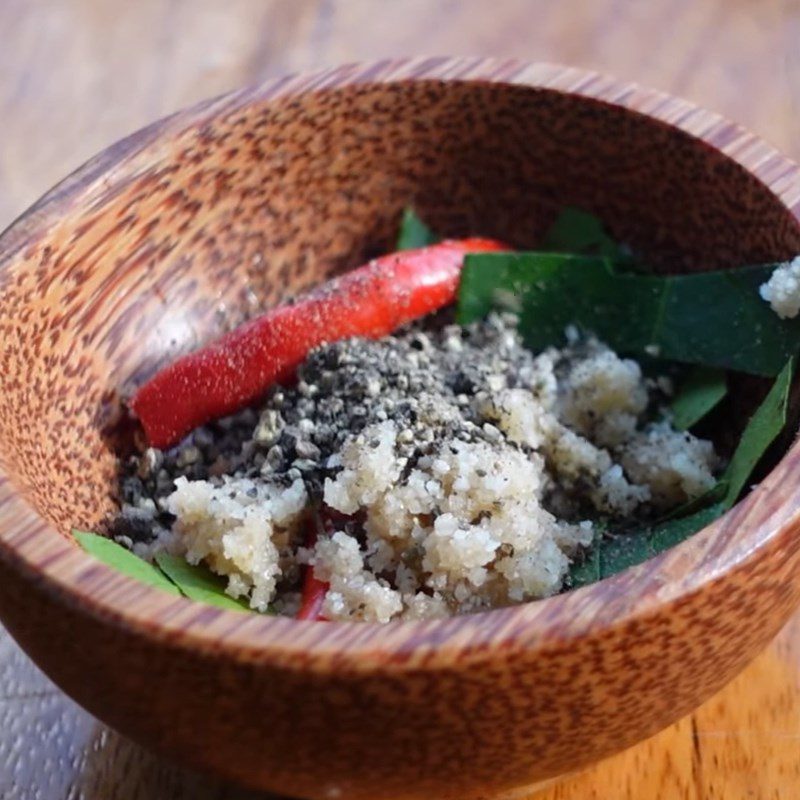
top-left (165, 476), bottom-right (307, 612)
top-left (156, 321), bottom-right (719, 622)
top-left (760, 256), bottom-right (800, 319)
top-left (621, 422), bottom-right (719, 510)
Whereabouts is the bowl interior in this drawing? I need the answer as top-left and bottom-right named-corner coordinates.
top-left (1, 77), bottom-right (799, 550)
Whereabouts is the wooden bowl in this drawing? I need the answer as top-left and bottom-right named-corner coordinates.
top-left (1, 57), bottom-right (800, 800)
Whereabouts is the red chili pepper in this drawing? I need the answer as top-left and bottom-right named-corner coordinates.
top-left (296, 565), bottom-right (329, 621)
top-left (131, 238), bottom-right (507, 448)
top-left (296, 509), bottom-right (336, 621)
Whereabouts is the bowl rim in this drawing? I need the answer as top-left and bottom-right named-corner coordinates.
top-left (3, 55), bottom-right (800, 671)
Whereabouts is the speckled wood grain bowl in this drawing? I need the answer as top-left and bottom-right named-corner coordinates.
top-left (2, 56), bottom-right (800, 800)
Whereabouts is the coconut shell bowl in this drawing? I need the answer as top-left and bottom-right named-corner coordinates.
top-left (2, 57), bottom-right (800, 800)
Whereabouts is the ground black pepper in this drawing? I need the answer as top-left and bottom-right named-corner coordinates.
top-left (118, 314), bottom-right (542, 541)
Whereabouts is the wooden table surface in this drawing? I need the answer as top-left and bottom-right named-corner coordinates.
top-left (2, 1), bottom-right (800, 797)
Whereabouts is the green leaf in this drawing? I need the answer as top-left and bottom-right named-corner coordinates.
top-left (74, 531), bottom-right (262, 612)
top-left (396, 208), bottom-right (439, 250)
top-left (648, 503), bottom-right (725, 552)
top-left (541, 207), bottom-right (630, 261)
top-left (73, 530), bottom-right (181, 596)
top-left (657, 479), bottom-right (728, 523)
top-left (598, 529), bottom-right (656, 576)
top-left (718, 357), bottom-right (793, 507)
top-left (670, 367), bottom-right (727, 430)
top-left (458, 252), bottom-right (606, 325)
top-left (589, 504), bottom-right (724, 582)
top-left (567, 524), bottom-right (604, 588)
top-left (459, 253), bottom-right (800, 377)
top-left (154, 553), bottom-right (254, 612)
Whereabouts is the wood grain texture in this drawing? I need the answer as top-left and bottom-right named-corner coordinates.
top-left (2, 2), bottom-right (800, 799)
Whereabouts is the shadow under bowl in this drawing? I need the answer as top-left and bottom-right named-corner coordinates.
top-left (1, 57), bottom-right (800, 800)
